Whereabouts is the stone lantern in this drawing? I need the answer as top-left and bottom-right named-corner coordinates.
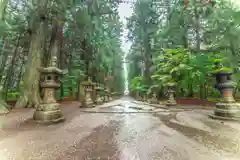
top-left (143, 93), bottom-right (148, 102)
top-left (82, 77), bottom-right (94, 108)
top-left (33, 67), bottom-right (65, 124)
top-left (94, 84), bottom-right (102, 105)
top-left (150, 92), bottom-right (158, 104)
top-left (107, 88), bottom-right (112, 101)
top-left (91, 82), bottom-right (97, 103)
top-left (135, 92), bottom-right (141, 101)
top-left (104, 88), bottom-right (109, 102)
top-left (99, 86), bottom-right (105, 103)
top-left (166, 83), bottom-right (177, 106)
top-left (209, 70), bottom-right (240, 120)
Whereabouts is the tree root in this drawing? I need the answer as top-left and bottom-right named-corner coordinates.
top-left (15, 95), bottom-right (28, 108)
top-left (0, 100), bottom-right (9, 114)
top-left (15, 94), bottom-right (41, 108)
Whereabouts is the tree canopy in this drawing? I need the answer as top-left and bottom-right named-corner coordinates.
top-left (127, 0), bottom-right (240, 99)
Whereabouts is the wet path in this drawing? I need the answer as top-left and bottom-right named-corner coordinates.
top-left (0, 97), bottom-right (240, 160)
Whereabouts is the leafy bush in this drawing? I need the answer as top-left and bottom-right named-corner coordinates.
top-left (151, 48), bottom-right (227, 97)
top-left (130, 76), bottom-right (148, 93)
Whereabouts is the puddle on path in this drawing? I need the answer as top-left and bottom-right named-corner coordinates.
top-left (58, 120), bottom-right (122, 160)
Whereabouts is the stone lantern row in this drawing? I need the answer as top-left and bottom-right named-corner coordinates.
top-left (136, 84), bottom-right (177, 106)
top-left (33, 65), bottom-right (113, 124)
top-left (135, 67), bottom-right (240, 121)
top-left (81, 77), bottom-right (112, 108)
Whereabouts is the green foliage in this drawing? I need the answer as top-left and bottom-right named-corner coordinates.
top-left (212, 67), bottom-right (233, 73)
top-left (151, 48), bottom-right (225, 97)
top-left (7, 92), bottom-right (20, 100)
top-left (130, 76), bottom-right (148, 93)
top-left (127, 0), bottom-right (240, 98)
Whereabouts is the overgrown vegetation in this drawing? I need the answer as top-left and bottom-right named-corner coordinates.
top-left (0, 0), bottom-right (124, 112)
top-left (127, 0), bottom-right (240, 100)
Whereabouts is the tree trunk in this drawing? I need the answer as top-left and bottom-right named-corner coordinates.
top-left (0, 38), bottom-right (9, 81)
top-left (194, 6), bottom-right (201, 52)
top-left (48, 19), bottom-right (63, 67)
top-left (0, 54), bottom-right (12, 114)
top-left (5, 33), bottom-right (21, 98)
top-left (0, 0), bottom-right (8, 21)
top-left (48, 17), bottom-right (64, 99)
top-left (15, 0), bottom-right (48, 108)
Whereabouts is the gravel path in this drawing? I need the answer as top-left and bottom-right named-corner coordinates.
top-left (0, 98), bottom-right (240, 160)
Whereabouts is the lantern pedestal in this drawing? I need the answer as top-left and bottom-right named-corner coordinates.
top-left (82, 78), bottom-right (94, 108)
top-left (92, 82), bottom-right (97, 103)
top-left (142, 94), bottom-right (148, 102)
top-left (166, 84), bottom-right (177, 106)
top-left (104, 89), bottom-right (109, 102)
top-left (150, 93), bottom-right (158, 104)
top-left (94, 85), bottom-right (102, 105)
top-left (107, 89), bottom-right (112, 101)
top-left (84, 88), bottom-right (94, 108)
top-left (33, 67), bottom-right (65, 124)
top-left (209, 71), bottom-right (240, 121)
top-left (99, 86), bottom-right (105, 103)
top-left (135, 92), bottom-right (141, 101)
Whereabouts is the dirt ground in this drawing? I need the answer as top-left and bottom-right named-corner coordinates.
top-left (0, 98), bottom-right (240, 160)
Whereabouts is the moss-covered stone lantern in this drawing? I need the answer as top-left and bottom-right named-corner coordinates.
top-left (33, 67), bottom-right (65, 124)
top-left (209, 68), bottom-right (240, 121)
top-left (136, 91), bottom-right (141, 101)
top-left (98, 85), bottom-right (104, 103)
top-left (107, 88), bottom-right (112, 101)
top-left (150, 92), bottom-right (158, 104)
top-left (81, 77), bottom-right (94, 108)
top-left (142, 93), bottom-right (148, 102)
top-left (103, 88), bottom-right (109, 102)
top-left (166, 83), bottom-right (177, 106)
top-left (94, 83), bottom-right (102, 105)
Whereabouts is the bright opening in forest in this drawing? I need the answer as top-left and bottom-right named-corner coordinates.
top-left (123, 54), bottom-right (129, 95)
top-left (118, 1), bottom-right (133, 95)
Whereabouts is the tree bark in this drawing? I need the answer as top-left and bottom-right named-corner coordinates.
top-left (48, 19), bottom-right (62, 67)
top-left (0, 54), bottom-right (12, 114)
top-left (0, 0), bottom-right (8, 21)
top-left (194, 6), bottom-right (201, 52)
top-left (48, 17), bottom-right (64, 99)
top-left (5, 33), bottom-right (21, 98)
top-left (15, 0), bottom-right (48, 108)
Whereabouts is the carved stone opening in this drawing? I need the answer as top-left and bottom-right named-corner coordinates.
top-left (47, 75), bottom-right (51, 80)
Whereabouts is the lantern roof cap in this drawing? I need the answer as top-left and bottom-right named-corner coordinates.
top-left (82, 77), bottom-right (93, 85)
top-left (37, 66), bottom-right (63, 75)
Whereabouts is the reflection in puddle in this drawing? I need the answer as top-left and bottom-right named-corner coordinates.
top-left (117, 101), bottom-right (140, 112)
top-left (123, 101), bottom-right (138, 112)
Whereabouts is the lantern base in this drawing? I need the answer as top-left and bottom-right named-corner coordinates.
top-left (209, 102), bottom-right (240, 121)
top-left (135, 93), bottom-right (141, 101)
top-left (33, 104), bottom-right (65, 124)
top-left (82, 92), bottom-right (94, 108)
top-left (83, 99), bottom-right (94, 108)
top-left (209, 114), bottom-right (240, 121)
top-left (166, 98), bottom-right (177, 106)
top-left (166, 102), bottom-right (177, 106)
top-left (104, 96), bottom-right (109, 102)
top-left (143, 95), bottom-right (148, 102)
top-left (150, 98), bottom-right (158, 104)
top-left (95, 95), bottom-right (103, 105)
top-left (100, 96), bottom-right (104, 103)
